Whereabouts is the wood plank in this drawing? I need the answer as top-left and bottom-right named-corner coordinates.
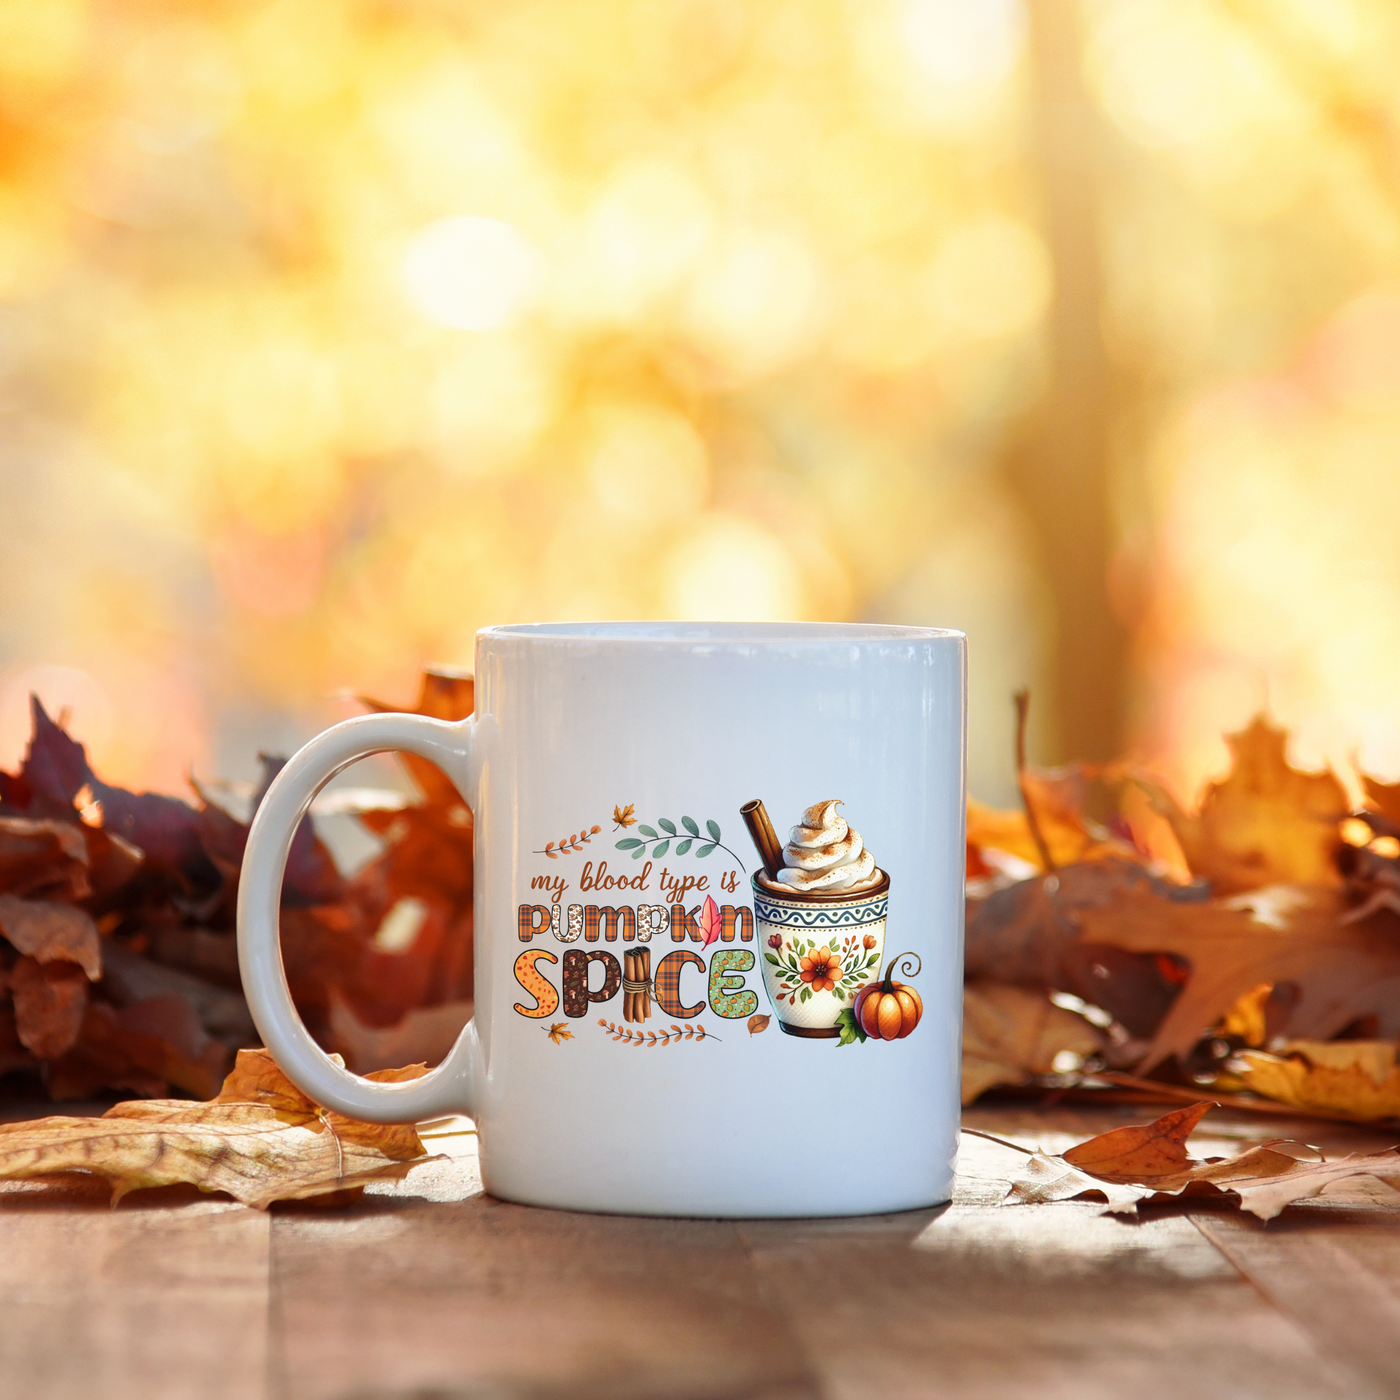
top-left (741, 1203), bottom-right (1362, 1399)
top-left (1191, 1194), bottom-right (1400, 1398)
top-left (269, 1139), bottom-right (817, 1400)
top-left (0, 1180), bottom-right (270, 1400)
top-left (730, 1114), bottom-right (1373, 1400)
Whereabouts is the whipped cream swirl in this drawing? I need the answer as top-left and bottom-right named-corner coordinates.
top-left (759, 799), bottom-right (882, 894)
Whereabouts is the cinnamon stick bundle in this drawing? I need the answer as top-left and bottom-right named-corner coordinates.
top-left (636, 947), bottom-right (651, 1023)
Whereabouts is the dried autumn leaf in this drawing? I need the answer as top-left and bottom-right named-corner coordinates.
top-left (0, 817), bottom-right (92, 901)
top-left (48, 996), bottom-right (231, 1101)
top-left (1234, 1040), bottom-right (1400, 1121)
top-left (11, 957), bottom-right (89, 1058)
top-left (546, 1022), bottom-right (574, 1044)
top-left (1078, 885), bottom-right (1400, 1071)
top-left (1362, 774), bottom-right (1400, 829)
top-left (1062, 1101), bottom-right (1213, 1184)
top-left (747, 1013), bottom-right (771, 1036)
top-left (1006, 1103), bottom-right (1400, 1220)
top-left (613, 803), bottom-right (636, 829)
top-left (1133, 715), bottom-right (1348, 895)
top-left (965, 859), bottom-right (1200, 1037)
top-left (961, 982), bottom-right (1103, 1105)
top-left (328, 993), bottom-right (472, 1074)
top-left (0, 1048), bottom-right (439, 1208)
top-left (0, 893), bottom-right (102, 979)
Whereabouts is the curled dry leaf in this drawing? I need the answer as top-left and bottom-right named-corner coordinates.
top-left (747, 1013), bottom-right (770, 1036)
top-left (961, 982), bottom-right (1102, 1105)
top-left (1006, 1102), bottom-right (1400, 1220)
top-left (0, 893), bottom-right (102, 979)
top-left (0, 1048), bottom-right (440, 1208)
top-left (1234, 1040), bottom-right (1400, 1121)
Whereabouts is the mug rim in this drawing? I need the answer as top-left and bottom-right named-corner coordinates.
top-left (478, 621), bottom-right (964, 646)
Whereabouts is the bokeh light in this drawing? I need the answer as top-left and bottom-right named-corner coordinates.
top-left (0, 0), bottom-right (1398, 807)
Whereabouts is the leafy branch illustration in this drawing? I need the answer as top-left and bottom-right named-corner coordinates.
top-left (763, 932), bottom-right (879, 1005)
top-left (615, 816), bottom-right (746, 870)
top-left (534, 824), bottom-right (602, 858)
top-left (596, 1019), bottom-right (720, 1045)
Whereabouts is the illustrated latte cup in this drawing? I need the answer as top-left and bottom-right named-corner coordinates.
top-left (238, 623), bottom-right (967, 1218)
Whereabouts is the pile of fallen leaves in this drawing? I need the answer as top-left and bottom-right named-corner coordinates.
top-left (0, 671), bottom-right (474, 1103)
top-left (965, 698), bottom-right (1400, 1126)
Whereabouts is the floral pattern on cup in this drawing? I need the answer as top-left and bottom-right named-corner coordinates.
top-left (765, 931), bottom-right (881, 1008)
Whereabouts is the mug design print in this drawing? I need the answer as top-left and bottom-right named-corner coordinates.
top-left (512, 798), bottom-right (921, 1046)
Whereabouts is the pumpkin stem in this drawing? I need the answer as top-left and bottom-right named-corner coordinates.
top-left (881, 950), bottom-right (922, 992)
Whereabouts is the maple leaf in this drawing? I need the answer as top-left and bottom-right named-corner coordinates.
top-left (546, 1022), bottom-right (574, 1044)
top-left (965, 859), bottom-right (1202, 1036)
top-left (1132, 715), bottom-right (1348, 895)
top-left (961, 982), bottom-right (1103, 1104)
top-left (698, 894), bottom-right (721, 949)
top-left (0, 1048), bottom-right (439, 1208)
top-left (1234, 1040), bottom-right (1400, 1121)
top-left (1077, 885), bottom-right (1400, 1071)
top-left (747, 1013), bottom-right (770, 1036)
top-left (613, 804), bottom-right (636, 829)
top-left (1005, 1102), bottom-right (1400, 1221)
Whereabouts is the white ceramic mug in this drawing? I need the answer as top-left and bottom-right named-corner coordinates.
top-left (237, 622), bottom-right (966, 1217)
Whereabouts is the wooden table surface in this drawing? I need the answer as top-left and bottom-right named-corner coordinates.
top-left (3, 1100), bottom-right (1398, 1400)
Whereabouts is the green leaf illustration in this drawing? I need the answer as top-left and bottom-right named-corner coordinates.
top-left (835, 1008), bottom-right (868, 1047)
top-left (674, 838), bottom-right (693, 855)
top-left (695, 842), bottom-right (716, 857)
top-left (653, 840), bottom-right (670, 857)
top-left (615, 838), bottom-right (643, 850)
top-left (764, 953), bottom-right (780, 966)
top-left (638, 825), bottom-right (658, 838)
top-left (631, 845), bottom-right (645, 860)
top-left (681, 815), bottom-right (699, 836)
top-left (659, 818), bottom-right (677, 835)
top-left (706, 819), bottom-right (721, 841)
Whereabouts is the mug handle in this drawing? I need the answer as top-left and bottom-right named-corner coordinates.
top-left (236, 711), bottom-right (479, 1123)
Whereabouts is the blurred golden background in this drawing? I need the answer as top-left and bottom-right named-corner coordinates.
top-left (2, 0), bottom-right (1399, 809)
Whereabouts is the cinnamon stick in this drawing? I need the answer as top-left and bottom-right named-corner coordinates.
top-left (740, 798), bottom-right (785, 881)
top-left (624, 952), bottom-right (636, 1023)
top-left (638, 947), bottom-right (651, 1023)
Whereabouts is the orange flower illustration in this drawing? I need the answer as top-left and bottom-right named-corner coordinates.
top-left (799, 945), bottom-right (842, 994)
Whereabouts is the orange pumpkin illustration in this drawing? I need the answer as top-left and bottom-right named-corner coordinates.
top-left (853, 952), bottom-right (923, 1040)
